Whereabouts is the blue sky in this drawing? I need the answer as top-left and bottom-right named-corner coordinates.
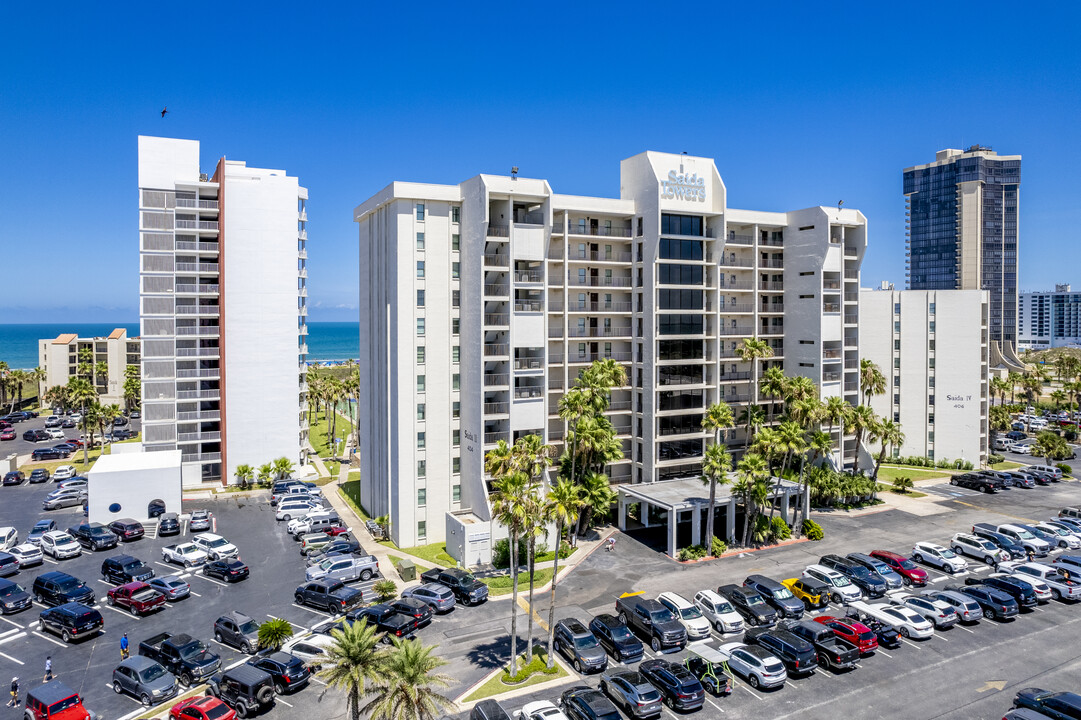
top-left (2, 1), bottom-right (1079, 323)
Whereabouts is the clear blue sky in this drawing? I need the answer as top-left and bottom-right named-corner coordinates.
top-left (3, 1), bottom-right (1079, 323)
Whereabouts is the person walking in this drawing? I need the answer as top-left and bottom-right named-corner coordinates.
top-left (6, 677), bottom-right (17, 708)
top-left (120, 633), bottom-right (129, 660)
top-left (43, 657), bottom-right (52, 683)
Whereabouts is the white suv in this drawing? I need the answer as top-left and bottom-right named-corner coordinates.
top-left (656, 592), bottom-right (711, 641)
top-left (192, 533), bottom-right (239, 560)
top-left (803, 564), bottom-right (862, 604)
top-left (276, 498), bottom-right (320, 521)
top-left (912, 542), bottom-right (968, 574)
top-left (693, 589), bottom-right (744, 633)
top-left (951, 533), bottom-right (1009, 565)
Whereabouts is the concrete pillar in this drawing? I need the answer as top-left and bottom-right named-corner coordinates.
top-left (618, 495), bottom-right (627, 530)
top-left (691, 505), bottom-right (701, 548)
top-left (726, 499), bottom-right (736, 543)
top-left (780, 490), bottom-right (789, 525)
top-left (668, 510), bottom-right (678, 558)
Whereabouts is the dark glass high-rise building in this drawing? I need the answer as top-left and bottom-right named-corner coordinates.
top-left (903, 146), bottom-right (1022, 369)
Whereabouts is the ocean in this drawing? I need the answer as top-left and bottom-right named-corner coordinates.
top-left (0, 322), bottom-right (360, 369)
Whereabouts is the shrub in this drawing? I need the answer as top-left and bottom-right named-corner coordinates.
top-left (711, 536), bottom-right (728, 557)
top-left (492, 538), bottom-right (529, 569)
top-left (1067, 430), bottom-right (1078, 442)
top-left (373, 579), bottom-right (397, 601)
top-left (769, 516), bottom-right (791, 542)
top-left (891, 476), bottom-right (914, 493)
top-left (802, 519), bottom-right (824, 541)
top-left (558, 541), bottom-right (574, 559)
top-left (678, 545), bottom-right (707, 562)
top-left (987, 454), bottom-right (1005, 465)
top-left (257, 618), bottom-right (293, 650)
top-left (1058, 463), bottom-right (1073, 477)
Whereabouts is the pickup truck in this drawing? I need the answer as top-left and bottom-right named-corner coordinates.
top-left (294, 579), bottom-right (365, 613)
top-left (161, 543), bottom-right (209, 567)
top-left (419, 568), bottom-right (489, 606)
top-left (107, 582), bottom-right (166, 616)
top-left (1007, 562), bottom-right (1081, 601)
top-left (614, 592), bottom-right (687, 653)
top-left (139, 632), bottom-right (221, 687)
top-left (779, 619), bottom-right (860, 671)
top-left (305, 554), bottom-right (380, 583)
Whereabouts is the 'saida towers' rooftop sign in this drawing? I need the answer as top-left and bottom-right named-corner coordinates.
top-left (660, 170), bottom-right (706, 202)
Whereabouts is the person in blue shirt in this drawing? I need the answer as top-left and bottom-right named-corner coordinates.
top-left (120, 633), bottom-right (129, 659)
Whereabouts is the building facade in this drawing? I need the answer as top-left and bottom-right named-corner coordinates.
top-left (356, 151), bottom-right (866, 555)
top-left (904, 146), bottom-right (1023, 372)
top-left (1019, 285), bottom-right (1081, 349)
top-left (137, 136), bottom-right (309, 487)
top-left (38, 328), bottom-right (141, 407)
top-left (860, 288), bottom-right (989, 466)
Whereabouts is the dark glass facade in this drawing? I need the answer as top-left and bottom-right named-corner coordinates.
top-left (904, 147), bottom-right (1020, 343)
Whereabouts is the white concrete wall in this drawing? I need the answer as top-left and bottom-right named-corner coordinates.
top-left (138, 136), bottom-right (199, 190)
top-left (87, 451), bottom-right (182, 524)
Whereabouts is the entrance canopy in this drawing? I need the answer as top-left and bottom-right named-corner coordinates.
top-left (616, 475), bottom-right (802, 558)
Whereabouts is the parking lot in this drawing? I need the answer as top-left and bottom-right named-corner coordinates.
top-left (2, 411), bottom-right (142, 466)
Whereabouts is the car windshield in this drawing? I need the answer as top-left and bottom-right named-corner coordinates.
top-left (1014, 529), bottom-right (1035, 540)
top-left (32, 522), bottom-right (52, 532)
top-left (714, 599), bottom-right (735, 613)
top-left (319, 560), bottom-right (336, 570)
top-left (56, 577), bottom-right (82, 591)
top-left (1045, 527), bottom-right (1068, 536)
top-left (763, 660), bottom-right (784, 673)
top-left (608, 624), bottom-right (634, 641)
top-left (649, 607), bottom-right (677, 622)
top-left (0, 584), bottom-right (24, 598)
top-left (179, 641), bottom-right (208, 659)
top-left (205, 538), bottom-right (229, 548)
top-left (573, 636), bottom-right (600, 650)
top-left (857, 631), bottom-right (875, 641)
top-left (205, 704), bottom-right (232, 720)
top-left (122, 560), bottom-right (144, 571)
top-left (830, 575), bottom-right (852, 588)
top-left (140, 665), bottom-right (167, 682)
top-left (238, 620), bottom-right (258, 634)
top-left (679, 606), bottom-right (703, 620)
top-left (898, 558), bottom-right (918, 570)
top-left (47, 696), bottom-right (82, 714)
top-left (162, 580), bottom-right (184, 589)
top-left (745, 594), bottom-right (767, 608)
top-left (940, 548), bottom-right (958, 559)
top-left (773, 588), bottom-right (794, 599)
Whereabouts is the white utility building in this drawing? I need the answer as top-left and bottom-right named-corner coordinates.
top-left (87, 447), bottom-right (182, 524)
top-left (137, 136), bottom-right (309, 487)
top-left (860, 288), bottom-right (989, 466)
top-left (355, 151), bottom-right (867, 559)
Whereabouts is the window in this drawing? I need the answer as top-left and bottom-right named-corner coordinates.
top-left (416, 232), bottom-right (425, 250)
top-left (928, 413), bottom-right (935, 425)
top-left (929, 339), bottom-right (935, 351)
top-left (452, 346), bottom-right (460, 363)
top-left (799, 340), bottom-right (814, 345)
top-left (417, 432), bottom-right (426, 449)
top-left (452, 457), bottom-right (460, 474)
top-left (894, 339), bottom-right (900, 351)
top-left (416, 261), bottom-right (425, 278)
top-left (894, 376), bottom-right (900, 386)
top-left (452, 290), bottom-right (460, 308)
top-left (417, 375), bottom-right (425, 392)
top-left (417, 461), bottom-right (426, 478)
top-left (417, 488), bottom-right (426, 506)
top-left (929, 394), bottom-right (935, 405)
top-left (799, 294), bottom-right (813, 299)
top-left (894, 303), bottom-right (901, 314)
top-left (893, 357), bottom-right (900, 368)
top-left (928, 376), bottom-right (935, 388)
top-left (453, 373), bottom-right (460, 390)
top-left (452, 401), bottom-right (460, 418)
top-left (929, 302), bottom-right (936, 314)
top-left (452, 318), bottom-right (460, 335)
top-left (799, 271), bottom-right (815, 276)
top-left (894, 393), bottom-right (900, 404)
top-left (417, 403), bottom-right (426, 420)
top-left (416, 203), bottom-right (425, 221)
top-left (417, 347), bottom-right (425, 364)
top-left (417, 318), bottom-right (425, 336)
top-left (453, 429), bottom-right (460, 447)
top-left (452, 484), bottom-right (461, 502)
top-left (928, 358), bottom-right (935, 368)
top-left (452, 262), bottom-right (460, 279)
top-left (451, 206), bottom-right (460, 223)
top-left (928, 431), bottom-right (935, 442)
top-left (417, 521), bottom-right (426, 539)
top-left (893, 321), bottom-right (900, 332)
top-left (417, 290), bottom-right (425, 307)
top-left (929, 321), bottom-right (936, 333)
top-left (799, 362), bottom-right (814, 367)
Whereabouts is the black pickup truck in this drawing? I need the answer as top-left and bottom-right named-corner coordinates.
top-left (780, 619), bottom-right (860, 672)
top-left (294, 580), bottom-right (365, 614)
top-left (614, 593), bottom-right (687, 653)
top-left (419, 568), bottom-right (488, 606)
top-left (139, 631), bottom-right (222, 686)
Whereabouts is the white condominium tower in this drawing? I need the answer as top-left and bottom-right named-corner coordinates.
top-left (356, 151), bottom-right (866, 553)
top-left (137, 136), bottom-right (309, 487)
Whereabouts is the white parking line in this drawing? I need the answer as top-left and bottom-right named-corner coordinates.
top-left (291, 603), bottom-right (333, 617)
top-left (276, 698), bottom-right (294, 708)
top-left (0, 650), bottom-right (24, 665)
top-left (900, 638), bottom-right (920, 648)
top-left (876, 650), bottom-right (893, 658)
top-left (0, 632), bottom-right (26, 645)
top-left (0, 628), bottom-right (19, 639)
top-left (957, 625), bottom-right (975, 633)
top-left (736, 681), bottom-right (763, 700)
top-left (934, 632), bottom-right (948, 641)
top-left (102, 605), bottom-right (140, 620)
top-left (267, 615), bottom-right (308, 633)
top-left (704, 697), bottom-right (726, 713)
top-left (0, 618), bottom-right (23, 629)
top-left (32, 631), bottom-right (68, 648)
top-left (189, 590), bottom-right (202, 597)
top-left (191, 574), bottom-right (229, 587)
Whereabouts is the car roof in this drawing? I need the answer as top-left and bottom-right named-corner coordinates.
top-left (222, 611), bottom-right (254, 624)
top-left (559, 618), bottom-right (591, 634)
top-left (223, 662), bottom-right (272, 685)
top-left (657, 591), bottom-right (693, 607)
top-left (119, 655), bottom-right (159, 671)
top-left (27, 680), bottom-right (81, 705)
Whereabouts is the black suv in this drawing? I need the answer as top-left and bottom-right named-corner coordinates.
top-left (347, 605), bottom-right (417, 643)
top-left (102, 555), bottom-right (155, 584)
top-left (819, 554), bottom-right (888, 597)
top-left (387, 598), bottom-right (433, 628)
top-left (38, 602), bottom-right (104, 643)
top-left (554, 618), bottom-right (608, 674)
top-left (966, 576), bottom-right (1038, 609)
top-left (32, 571), bottom-right (95, 606)
top-left (743, 626), bottom-right (817, 675)
top-left (68, 523), bottom-right (119, 551)
top-left (638, 659), bottom-right (705, 711)
top-left (158, 513), bottom-right (181, 536)
top-left (971, 527), bottom-right (1027, 559)
top-left (108, 519), bottom-right (146, 541)
top-left (950, 473), bottom-right (1001, 493)
top-left (247, 650), bottom-right (311, 695)
top-left (947, 583), bottom-right (1019, 620)
top-left (29, 468), bottom-right (51, 484)
top-left (588, 614), bottom-right (644, 663)
top-left (3, 471), bottom-right (26, 486)
top-left (561, 686), bottom-right (622, 720)
top-left (23, 429), bottom-right (50, 442)
top-left (0, 578), bottom-right (32, 614)
top-left (206, 664), bottom-right (276, 717)
top-left (718, 584), bottom-right (777, 627)
top-left (214, 612), bottom-right (261, 653)
top-left (744, 574), bottom-right (805, 618)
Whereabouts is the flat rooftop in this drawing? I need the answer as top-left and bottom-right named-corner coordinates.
top-left (618, 475), bottom-right (799, 512)
top-left (89, 449), bottom-right (182, 474)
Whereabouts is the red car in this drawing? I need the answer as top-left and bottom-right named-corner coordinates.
top-left (169, 695), bottom-right (237, 720)
top-left (869, 550), bottom-right (928, 587)
top-left (64, 438), bottom-right (84, 448)
top-left (324, 526), bottom-right (351, 537)
top-left (814, 615), bottom-right (878, 654)
top-left (107, 581), bottom-right (167, 616)
top-left (0, 429), bottom-right (14, 441)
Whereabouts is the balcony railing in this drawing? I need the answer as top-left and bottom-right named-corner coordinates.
top-left (484, 283), bottom-right (509, 296)
top-left (176, 199), bottom-right (219, 210)
top-left (175, 241), bottom-right (219, 252)
top-left (514, 301), bottom-right (543, 312)
top-left (845, 270), bottom-right (859, 279)
top-left (718, 371), bottom-right (753, 382)
top-left (181, 452), bottom-right (222, 463)
top-left (484, 432), bottom-right (506, 444)
top-left (177, 390), bottom-right (219, 399)
top-left (761, 260), bottom-right (784, 269)
top-left (175, 284), bottom-right (220, 293)
top-left (567, 327), bottom-right (632, 338)
top-left (484, 402), bottom-right (509, 415)
top-left (726, 234), bottom-right (754, 245)
top-left (718, 326), bottom-right (753, 336)
top-left (175, 263), bottom-right (220, 273)
top-left (718, 304), bottom-right (754, 313)
top-left (514, 387), bottom-right (544, 399)
top-left (844, 382), bottom-right (859, 392)
top-left (175, 220), bottom-right (219, 231)
top-left (823, 303), bottom-right (841, 313)
top-left (844, 314), bottom-right (859, 324)
top-left (658, 374), bottom-right (705, 386)
top-left (558, 301), bottom-right (633, 313)
top-left (554, 351), bottom-right (633, 363)
top-left (487, 224), bottom-right (510, 237)
top-left (176, 347), bottom-right (219, 357)
top-left (176, 368), bottom-right (220, 378)
top-left (514, 358), bottom-right (544, 370)
top-left (176, 411), bottom-right (221, 421)
top-left (844, 292), bottom-right (859, 302)
top-left (553, 224), bottom-right (633, 237)
top-left (759, 325), bottom-right (784, 335)
top-left (566, 276), bottom-right (633, 288)
top-left (822, 372), bottom-right (842, 382)
top-left (484, 344), bottom-right (509, 356)
top-left (549, 376), bottom-right (564, 389)
top-left (175, 306), bottom-right (219, 315)
top-left (566, 250), bottom-right (633, 262)
top-left (514, 271), bottom-right (544, 283)
top-left (759, 282), bottom-right (784, 291)
top-left (484, 374), bottom-right (509, 386)
top-left (823, 281), bottom-right (841, 290)
top-left (484, 253), bottom-right (509, 267)
top-left (823, 349), bottom-right (843, 359)
top-left (760, 303), bottom-right (784, 313)
top-left (548, 327), bottom-right (564, 338)
top-left (178, 431), bottom-right (222, 442)
top-left (175, 326), bottom-right (220, 336)
top-left (717, 257), bottom-right (754, 268)
top-left (719, 282), bottom-right (755, 290)
top-left (484, 313), bottom-right (509, 325)
top-left (723, 394), bottom-right (752, 403)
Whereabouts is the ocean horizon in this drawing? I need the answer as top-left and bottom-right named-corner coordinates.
top-left (0, 322), bottom-right (360, 369)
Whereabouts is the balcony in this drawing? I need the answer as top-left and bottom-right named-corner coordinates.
top-left (484, 283), bottom-right (509, 296)
top-left (718, 257), bottom-right (754, 268)
top-left (759, 304), bottom-right (784, 313)
top-left (844, 313), bottom-right (859, 324)
top-left (759, 282), bottom-right (784, 291)
top-left (514, 301), bottom-right (543, 312)
top-left (175, 284), bottom-right (220, 294)
top-left (484, 253), bottom-right (509, 267)
top-left (823, 303), bottom-right (841, 313)
top-left (560, 301), bottom-right (633, 313)
top-left (554, 223), bottom-right (633, 238)
top-left (548, 327), bottom-right (564, 339)
top-left (726, 234), bottom-right (754, 246)
top-left (823, 349), bottom-right (843, 360)
top-left (823, 281), bottom-right (841, 290)
top-left (514, 358), bottom-right (544, 370)
top-left (718, 326), bottom-right (753, 336)
top-left (514, 387), bottom-right (544, 400)
top-left (175, 241), bottom-right (219, 252)
top-left (176, 347), bottom-right (219, 357)
top-left (719, 282), bottom-right (755, 291)
top-left (484, 313), bottom-right (510, 326)
top-left (568, 327), bottom-right (632, 338)
top-left (718, 304), bottom-right (754, 313)
top-left (562, 352), bottom-right (633, 363)
top-left (566, 250), bottom-right (633, 263)
top-left (845, 270), bottom-right (859, 280)
top-left (844, 382), bottom-right (859, 392)
top-left (549, 376), bottom-right (564, 389)
top-left (484, 374), bottom-right (509, 387)
top-left (760, 260), bottom-right (784, 269)
top-left (178, 431), bottom-right (221, 443)
top-left (718, 371), bottom-right (753, 382)
top-left (176, 410), bottom-right (221, 421)
top-left (484, 431), bottom-right (506, 444)
top-left (175, 220), bottom-right (219, 231)
top-left (759, 325), bottom-right (784, 336)
top-left (658, 374), bottom-right (706, 386)
top-left (566, 276), bottom-right (633, 288)
top-left (822, 372), bottom-right (842, 382)
top-left (175, 263), bottom-right (220, 273)
top-left (606, 401), bottom-right (632, 412)
top-left (487, 224), bottom-right (510, 238)
top-left (484, 344), bottom-right (509, 356)
top-left (175, 326), bottom-right (220, 336)
top-left (844, 292), bottom-right (859, 302)
top-left (181, 452), bottom-right (222, 463)
top-left (176, 390), bottom-right (220, 399)
top-left (484, 402), bottom-right (509, 415)
top-left (175, 305), bottom-right (219, 315)
top-left (175, 199), bottom-right (219, 210)
top-left (176, 368), bottom-right (220, 378)
top-left (514, 270), bottom-right (544, 283)
top-left (299, 344), bottom-right (309, 354)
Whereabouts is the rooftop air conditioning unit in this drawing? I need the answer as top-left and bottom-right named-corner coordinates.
top-left (199, 173), bottom-right (209, 182)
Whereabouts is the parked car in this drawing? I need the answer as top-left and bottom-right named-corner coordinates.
top-left (715, 642), bottom-right (787, 689)
top-left (638, 659), bottom-right (705, 711)
top-left (599, 670), bottom-right (662, 719)
top-left (946, 583), bottom-right (1020, 620)
top-left (847, 600), bottom-right (933, 639)
top-left (29, 468), bottom-right (51, 483)
top-left (716, 584), bottom-right (777, 627)
top-left (692, 588), bottom-right (745, 632)
top-left (780, 618), bottom-right (861, 671)
top-left (588, 613), bottom-right (645, 663)
top-left (68, 523), bottom-right (119, 551)
top-left (107, 581), bottom-right (167, 616)
top-left (1013, 688), bottom-right (1081, 719)
top-left (148, 575), bottom-right (191, 601)
top-left (247, 650), bottom-right (311, 695)
top-left (743, 625), bottom-right (818, 675)
top-left (189, 510), bottom-right (213, 532)
top-left (203, 559), bottom-right (249, 582)
top-left (615, 593), bottom-right (687, 652)
top-left (3, 470), bottom-right (26, 485)
top-left (994, 523), bottom-right (1053, 557)
top-left (305, 555), bottom-right (379, 583)
top-left (139, 632), bottom-right (222, 687)
top-left (656, 591), bottom-right (712, 640)
top-left (744, 574), bottom-right (806, 618)
top-left (418, 567), bottom-right (488, 606)
top-left (0, 578), bottom-right (32, 614)
top-left (276, 498), bottom-right (322, 522)
top-left (306, 539), bottom-right (367, 566)
top-left (818, 555), bottom-right (888, 597)
top-left (972, 527), bottom-right (1027, 560)
top-left (0, 429), bottom-right (14, 441)
top-left (348, 604), bottom-right (418, 643)
top-left (294, 579), bottom-right (364, 613)
top-left (101, 554), bottom-right (154, 584)
top-left (400, 583), bottom-right (457, 614)
top-left (966, 576), bottom-right (1039, 608)
top-left (781, 576), bottom-right (832, 610)
top-left (950, 473), bottom-right (1002, 493)
top-left (25, 681), bottom-right (95, 720)
top-left (108, 518), bottom-right (145, 541)
top-left (28, 519), bottom-right (58, 545)
top-left (912, 542), bottom-right (969, 574)
top-left (387, 597), bottom-right (433, 628)
top-left (168, 696), bottom-right (237, 720)
top-left (888, 592), bottom-right (958, 629)
top-left (158, 513), bottom-right (181, 536)
top-left (282, 633), bottom-right (335, 671)
top-left (192, 533), bottom-right (239, 561)
top-left (38, 601), bottom-right (104, 642)
top-left (41, 531), bottom-right (82, 559)
top-left (555, 618), bottom-right (609, 673)
top-left (43, 488), bottom-right (86, 511)
top-left (299, 533), bottom-right (333, 556)
top-left (924, 589), bottom-right (983, 623)
top-left (1034, 523), bottom-right (1081, 550)
top-left (842, 608), bottom-right (902, 648)
top-left (162, 543), bottom-right (210, 567)
top-left (0, 527), bottom-right (15, 551)
top-left (560, 686), bottom-right (622, 720)
top-left (214, 611), bottom-right (261, 653)
top-left (950, 533), bottom-right (1010, 565)
top-left (802, 564), bottom-right (863, 603)
top-left (869, 549), bottom-right (929, 586)
top-left (205, 664), bottom-right (277, 718)
top-left (112, 655), bottom-right (178, 706)
top-left (813, 615), bottom-right (879, 655)
top-left (9, 543), bottom-right (43, 568)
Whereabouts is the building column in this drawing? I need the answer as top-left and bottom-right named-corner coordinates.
top-left (618, 495), bottom-right (627, 531)
top-left (643, 503), bottom-right (650, 529)
top-left (726, 499), bottom-right (736, 543)
top-left (691, 505), bottom-right (701, 548)
top-left (780, 490), bottom-right (789, 525)
top-left (668, 510), bottom-right (678, 558)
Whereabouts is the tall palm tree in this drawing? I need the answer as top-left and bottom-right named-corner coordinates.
top-left (98, 403), bottom-right (122, 446)
top-left (700, 401), bottom-right (734, 549)
top-left (736, 337), bottom-right (773, 415)
top-left (795, 430), bottom-right (834, 530)
top-left (43, 385), bottom-right (69, 413)
top-left (1051, 389), bottom-right (1067, 410)
top-left (318, 619), bottom-right (387, 720)
top-left (361, 639), bottom-right (455, 720)
top-left (1007, 371), bottom-right (1022, 404)
top-left (123, 364), bottom-right (141, 412)
top-left (577, 471), bottom-right (617, 537)
top-left (769, 421), bottom-right (805, 520)
top-left (738, 404), bottom-right (765, 447)
top-left (94, 361), bottom-right (109, 392)
top-left (543, 478), bottom-right (582, 668)
top-left (759, 366), bottom-right (786, 422)
top-left (6, 369), bottom-right (28, 412)
top-left (845, 405), bottom-right (878, 474)
top-left (490, 471), bottom-right (531, 676)
top-left (700, 443), bottom-right (732, 551)
top-left (66, 378), bottom-right (97, 464)
top-left (558, 387), bottom-right (592, 490)
top-left (0, 361), bottom-right (8, 408)
top-left (859, 359), bottom-right (886, 406)
top-left (520, 486), bottom-right (544, 662)
top-left (869, 419), bottom-right (905, 483)
top-left (77, 348), bottom-right (94, 383)
top-left (735, 453), bottom-right (769, 547)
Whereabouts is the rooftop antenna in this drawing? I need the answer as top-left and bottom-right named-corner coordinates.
top-left (511, 166), bottom-right (519, 181)
top-left (680, 151), bottom-right (687, 173)
top-left (838, 199), bottom-right (844, 210)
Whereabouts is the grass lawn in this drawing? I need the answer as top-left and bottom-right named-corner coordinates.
top-left (887, 489), bottom-right (928, 498)
top-left (992, 461), bottom-right (1023, 470)
top-left (337, 479), bottom-right (370, 520)
top-left (461, 650), bottom-right (566, 702)
top-left (876, 466), bottom-right (949, 482)
top-left (483, 568), bottom-right (554, 596)
top-left (397, 542), bottom-right (457, 567)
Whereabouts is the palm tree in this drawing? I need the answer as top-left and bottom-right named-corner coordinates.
top-left (795, 430), bottom-right (833, 530)
top-left (76, 348), bottom-right (94, 382)
top-left (235, 463), bottom-right (255, 488)
top-left (0, 361), bottom-right (7, 408)
top-left (700, 443), bottom-right (732, 551)
top-left (123, 365), bottom-right (141, 412)
top-left (43, 385), bottom-right (69, 413)
top-left (98, 403), bottom-right (122, 447)
top-left (869, 419), bottom-right (905, 483)
top-left (1007, 371), bottom-right (1022, 404)
top-left (94, 361), bottom-right (109, 392)
top-left (257, 618), bottom-right (294, 650)
top-left (66, 378), bottom-right (97, 464)
top-left (577, 471), bottom-right (617, 537)
top-left (860, 359), bottom-right (886, 406)
top-left (760, 366), bottom-right (786, 421)
top-left (735, 453), bottom-right (769, 547)
top-left (1032, 430), bottom-right (1070, 467)
top-left (361, 639), bottom-right (454, 720)
top-left (769, 421), bottom-right (805, 520)
top-left (558, 387), bottom-right (592, 490)
top-left (490, 471), bottom-right (531, 676)
top-left (1051, 389), bottom-right (1067, 410)
top-left (845, 405), bottom-right (878, 475)
top-left (736, 337), bottom-right (773, 413)
top-left (543, 478), bottom-right (582, 668)
top-left (318, 620), bottom-right (388, 720)
top-left (273, 456), bottom-right (295, 480)
top-left (520, 486), bottom-right (545, 662)
top-left (6, 369), bottom-right (29, 412)
top-left (257, 463), bottom-right (274, 487)
top-left (738, 404), bottom-right (765, 447)
top-left (509, 433), bottom-right (552, 662)
top-left (700, 402), bottom-right (734, 549)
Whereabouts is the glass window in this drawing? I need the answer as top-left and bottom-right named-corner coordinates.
top-left (929, 321), bottom-right (936, 333)
top-left (929, 302), bottom-right (936, 314)
top-left (417, 488), bottom-right (426, 506)
top-left (452, 262), bottom-right (460, 279)
top-left (417, 461), bottom-right (426, 478)
top-left (453, 429), bottom-right (460, 447)
top-left (452, 290), bottom-right (460, 308)
top-left (452, 401), bottom-right (460, 418)
top-left (893, 321), bottom-right (900, 332)
top-left (417, 375), bottom-right (425, 392)
top-left (452, 318), bottom-right (460, 335)
top-left (452, 484), bottom-right (461, 501)
top-left (417, 521), bottom-right (426, 539)
top-left (416, 203), bottom-right (425, 221)
top-left (417, 403), bottom-right (425, 420)
top-left (452, 234), bottom-right (460, 251)
top-left (417, 431), bottom-right (425, 449)
top-left (416, 261), bottom-right (425, 278)
top-left (451, 207), bottom-right (460, 223)
top-left (453, 346), bottom-right (460, 363)
top-left (417, 289), bottom-right (425, 307)
top-left (417, 346), bottom-right (425, 364)
top-left (416, 232), bottom-right (425, 250)
top-left (453, 373), bottom-right (460, 391)
top-left (452, 457), bottom-right (460, 474)
top-left (417, 318), bottom-right (425, 336)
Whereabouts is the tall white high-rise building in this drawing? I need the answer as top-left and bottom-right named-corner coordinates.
top-left (355, 152), bottom-right (866, 556)
top-left (137, 136), bottom-right (309, 487)
top-left (1019, 285), bottom-right (1081, 349)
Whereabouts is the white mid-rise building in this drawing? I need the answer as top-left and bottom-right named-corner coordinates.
top-left (860, 288), bottom-right (989, 466)
top-left (356, 151), bottom-right (866, 556)
top-left (1019, 285), bottom-right (1081, 349)
top-left (137, 136), bottom-right (309, 487)
top-left (38, 328), bottom-right (141, 407)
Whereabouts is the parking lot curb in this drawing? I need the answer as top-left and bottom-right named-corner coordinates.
top-left (455, 653), bottom-right (576, 709)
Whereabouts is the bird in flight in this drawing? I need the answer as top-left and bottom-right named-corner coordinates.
top-left (161, 107), bottom-right (168, 118)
